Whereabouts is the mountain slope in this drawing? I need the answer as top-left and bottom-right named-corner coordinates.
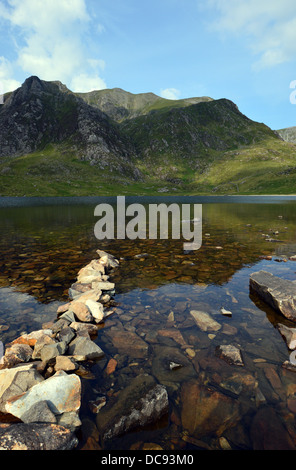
top-left (0, 76), bottom-right (139, 179)
top-left (1, 76), bottom-right (296, 196)
top-left (76, 87), bottom-right (213, 122)
top-left (277, 127), bottom-right (296, 143)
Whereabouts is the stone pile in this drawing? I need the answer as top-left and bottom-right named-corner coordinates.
top-left (0, 249), bottom-right (120, 450)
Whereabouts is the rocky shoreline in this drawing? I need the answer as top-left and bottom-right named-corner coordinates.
top-left (1, 251), bottom-right (296, 450)
top-left (0, 249), bottom-right (169, 450)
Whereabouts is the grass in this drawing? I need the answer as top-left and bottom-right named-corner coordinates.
top-left (1, 137), bottom-right (296, 197)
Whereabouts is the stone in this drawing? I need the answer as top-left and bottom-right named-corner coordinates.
top-left (54, 356), bottom-right (78, 372)
top-left (56, 411), bottom-right (82, 432)
top-left (0, 364), bottom-right (44, 413)
top-left (57, 303), bottom-right (71, 315)
top-left (70, 321), bottom-right (99, 337)
top-left (73, 289), bottom-right (102, 304)
top-left (190, 310), bottom-right (222, 332)
top-left (85, 299), bottom-right (105, 323)
top-left (32, 334), bottom-right (57, 360)
top-left (5, 371), bottom-right (81, 419)
top-left (157, 328), bottom-right (186, 346)
top-left (250, 407), bottom-right (296, 450)
top-left (277, 323), bottom-right (296, 349)
top-left (2, 343), bottom-right (33, 368)
top-left (96, 250), bottom-right (119, 270)
top-left (250, 271), bottom-right (296, 322)
top-left (152, 346), bottom-right (196, 391)
top-left (8, 329), bottom-right (53, 348)
top-left (220, 307), bottom-right (232, 316)
top-left (215, 345), bottom-right (244, 366)
top-left (106, 329), bottom-right (148, 358)
top-left (20, 400), bottom-right (57, 424)
top-left (96, 374), bottom-right (168, 440)
top-left (90, 281), bottom-right (115, 291)
top-left (67, 336), bottom-right (105, 361)
top-left (106, 358), bottom-right (117, 375)
top-left (181, 379), bottom-right (240, 438)
top-left (0, 423), bottom-right (78, 450)
top-left (70, 301), bottom-right (93, 323)
top-left (40, 341), bottom-right (68, 363)
top-left (57, 327), bottom-right (76, 345)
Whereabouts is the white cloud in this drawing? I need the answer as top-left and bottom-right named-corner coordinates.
top-left (0, 57), bottom-right (21, 93)
top-left (160, 88), bottom-right (181, 100)
top-left (0, 0), bottom-right (106, 91)
top-left (70, 73), bottom-right (107, 93)
top-left (206, 0), bottom-right (296, 68)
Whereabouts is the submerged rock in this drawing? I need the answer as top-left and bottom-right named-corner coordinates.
top-left (181, 379), bottom-right (240, 438)
top-left (96, 374), bottom-right (168, 441)
top-left (250, 271), bottom-right (296, 322)
top-left (190, 310), bottom-right (222, 332)
top-left (215, 345), bottom-right (244, 366)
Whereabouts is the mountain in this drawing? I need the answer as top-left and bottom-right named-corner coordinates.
top-left (277, 127), bottom-right (296, 143)
top-left (1, 76), bottom-right (296, 196)
top-left (76, 87), bottom-right (213, 122)
top-left (0, 76), bottom-right (139, 178)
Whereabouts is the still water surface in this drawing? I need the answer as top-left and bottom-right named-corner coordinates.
top-left (1, 196), bottom-right (296, 450)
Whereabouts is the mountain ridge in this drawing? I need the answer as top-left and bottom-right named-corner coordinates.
top-left (1, 76), bottom-right (296, 196)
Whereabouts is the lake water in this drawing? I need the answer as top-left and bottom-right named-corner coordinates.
top-left (1, 196), bottom-right (296, 450)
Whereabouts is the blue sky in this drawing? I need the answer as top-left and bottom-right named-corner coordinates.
top-left (1, 0), bottom-right (296, 130)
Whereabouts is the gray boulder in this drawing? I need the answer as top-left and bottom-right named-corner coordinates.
top-left (250, 271), bottom-right (296, 321)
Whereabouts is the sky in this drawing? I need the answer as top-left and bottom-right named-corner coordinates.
top-left (0, 0), bottom-right (296, 130)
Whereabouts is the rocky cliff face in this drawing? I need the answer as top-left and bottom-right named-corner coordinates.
top-left (0, 76), bottom-right (139, 178)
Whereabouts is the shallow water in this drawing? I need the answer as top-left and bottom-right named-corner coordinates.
top-left (1, 196), bottom-right (296, 450)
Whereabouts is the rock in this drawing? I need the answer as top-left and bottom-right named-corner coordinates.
top-left (152, 346), bottom-right (196, 391)
top-left (8, 329), bottom-right (53, 347)
top-left (90, 281), bottom-right (115, 291)
top-left (20, 400), bottom-right (57, 424)
top-left (67, 336), bottom-right (104, 361)
top-left (57, 327), bottom-right (76, 345)
top-left (57, 303), bottom-right (71, 315)
top-left (73, 289), bottom-right (102, 304)
top-left (157, 328), bottom-right (186, 346)
top-left (250, 407), bottom-right (296, 450)
top-left (1, 343), bottom-right (33, 368)
top-left (181, 379), bottom-right (240, 438)
top-left (220, 307), bottom-right (232, 316)
top-left (54, 356), bottom-right (78, 372)
top-left (51, 318), bottom-right (71, 334)
top-left (70, 321), bottom-right (99, 337)
top-left (96, 374), bottom-right (168, 440)
top-left (190, 310), bottom-right (222, 332)
top-left (105, 329), bottom-right (148, 358)
top-left (70, 301), bottom-right (93, 323)
top-left (96, 250), bottom-right (119, 270)
top-left (0, 423), bottom-right (78, 450)
top-left (0, 364), bottom-right (44, 413)
top-left (277, 323), bottom-right (296, 349)
top-left (85, 299), bottom-right (105, 323)
top-left (56, 411), bottom-right (82, 432)
top-left (69, 282), bottom-right (92, 300)
top-left (32, 334), bottom-right (57, 360)
top-left (215, 345), bottom-right (244, 366)
top-left (250, 271), bottom-right (296, 322)
top-left (5, 370), bottom-right (81, 419)
top-left (40, 341), bottom-right (68, 364)
top-left (106, 358), bottom-right (117, 375)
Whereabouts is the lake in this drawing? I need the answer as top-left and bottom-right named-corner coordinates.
top-left (1, 196), bottom-right (296, 450)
